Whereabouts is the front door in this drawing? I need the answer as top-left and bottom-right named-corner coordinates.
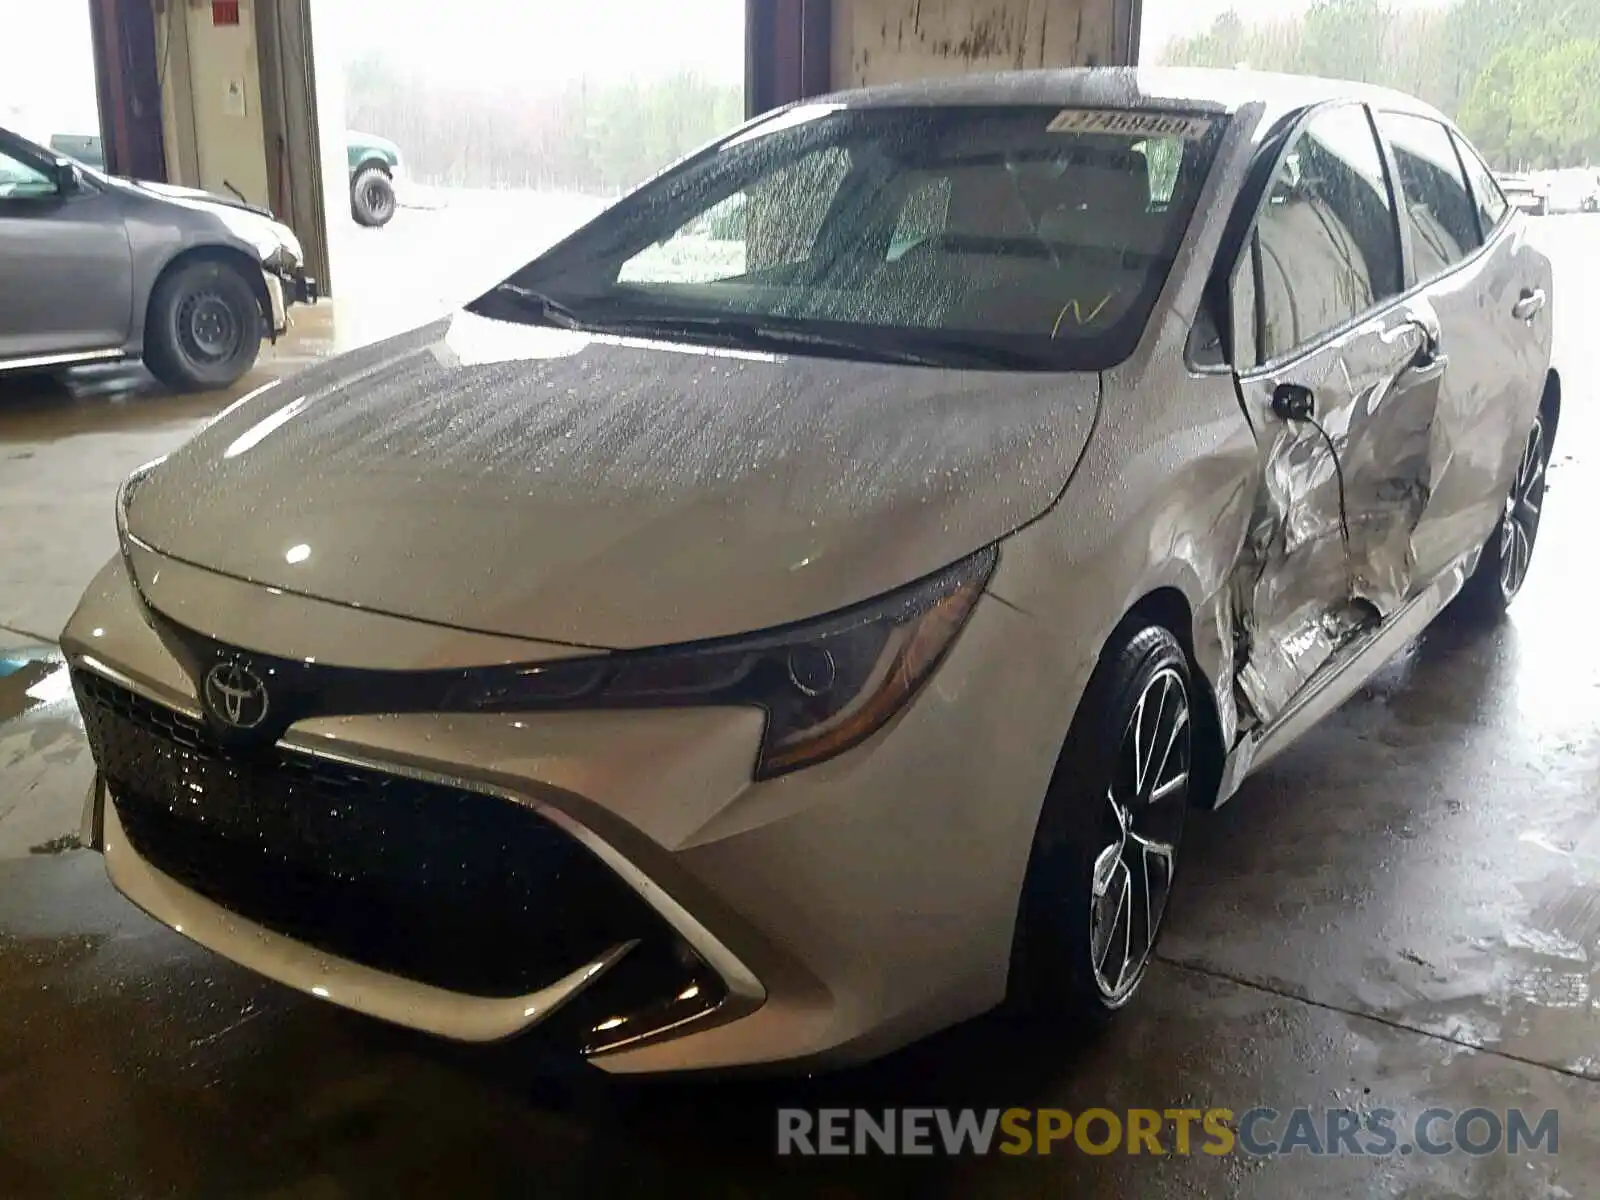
top-left (1225, 103), bottom-right (1446, 727)
top-left (0, 134), bottom-right (133, 361)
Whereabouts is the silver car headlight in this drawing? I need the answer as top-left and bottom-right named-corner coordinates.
top-left (454, 546), bottom-right (997, 779)
top-left (215, 209), bottom-right (301, 267)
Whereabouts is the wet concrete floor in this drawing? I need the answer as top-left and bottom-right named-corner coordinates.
top-left (0, 211), bottom-right (1597, 1196)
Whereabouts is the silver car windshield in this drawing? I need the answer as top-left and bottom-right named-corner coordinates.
top-left (480, 103), bottom-right (1226, 370)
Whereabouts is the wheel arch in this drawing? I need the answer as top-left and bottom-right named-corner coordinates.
top-left (1541, 367), bottom-right (1561, 444)
top-left (143, 244), bottom-right (269, 342)
top-left (1122, 586), bottom-right (1227, 812)
top-left (352, 156), bottom-right (393, 181)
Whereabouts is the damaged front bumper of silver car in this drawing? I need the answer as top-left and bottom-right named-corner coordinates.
top-left (260, 243), bottom-right (317, 339)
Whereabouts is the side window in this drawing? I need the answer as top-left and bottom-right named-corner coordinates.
top-left (1451, 132), bottom-right (1509, 240)
top-left (1377, 112), bottom-right (1481, 282)
top-left (619, 146), bottom-right (850, 284)
top-left (1254, 105), bottom-right (1402, 364)
top-left (0, 148), bottom-right (57, 199)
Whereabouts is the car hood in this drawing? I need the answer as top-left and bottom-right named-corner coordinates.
top-left (119, 177), bottom-right (276, 218)
top-left (125, 310), bottom-right (1100, 649)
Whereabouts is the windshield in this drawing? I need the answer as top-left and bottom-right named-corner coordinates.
top-left (473, 103), bottom-right (1226, 371)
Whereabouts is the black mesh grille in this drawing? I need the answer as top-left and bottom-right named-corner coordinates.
top-left (74, 668), bottom-right (670, 998)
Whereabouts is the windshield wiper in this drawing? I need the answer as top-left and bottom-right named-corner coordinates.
top-left (578, 313), bottom-right (952, 367)
top-left (486, 284), bottom-right (591, 330)
top-left (480, 293), bottom-right (1054, 370)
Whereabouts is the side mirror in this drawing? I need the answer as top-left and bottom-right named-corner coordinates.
top-left (52, 159), bottom-right (80, 195)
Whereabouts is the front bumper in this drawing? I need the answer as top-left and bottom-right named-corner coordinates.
top-left (262, 266), bottom-right (318, 338)
top-left (64, 546), bottom-right (1078, 1072)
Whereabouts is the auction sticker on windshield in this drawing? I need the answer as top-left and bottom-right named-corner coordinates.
top-left (1046, 109), bottom-right (1215, 140)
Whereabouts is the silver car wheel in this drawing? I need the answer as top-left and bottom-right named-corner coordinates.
top-left (178, 290), bottom-right (242, 365)
top-left (1089, 664), bottom-right (1190, 1005)
top-left (1498, 415), bottom-right (1546, 602)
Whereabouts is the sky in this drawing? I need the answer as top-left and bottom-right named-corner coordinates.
top-left (330, 0), bottom-right (746, 86)
top-left (1141, 0), bottom-right (1450, 55)
top-left (1, 2), bottom-right (99, 139)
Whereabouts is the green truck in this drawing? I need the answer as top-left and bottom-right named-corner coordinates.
top-left (47, 130), bottom-right (403, 228)
top-left (345, 130), bottom-right (401, 227)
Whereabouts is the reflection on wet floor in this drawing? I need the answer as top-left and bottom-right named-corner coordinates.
top-left (0, 216), bottom-right (1597, 1197)
top-left (0, 306), bottom-right (335, 440)
top-left (0, 645), bottom-right (90, 859)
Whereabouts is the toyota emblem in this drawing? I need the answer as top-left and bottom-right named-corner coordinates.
top-left (202, 660), bottom-right (271, 730)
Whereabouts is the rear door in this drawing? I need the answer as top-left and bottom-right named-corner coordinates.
top-left (0, 132), bottom-right (133, 361)
top-left (1369, 111), bottom-right (1547, 584)
top-left (1224, 103), bottom-right (1447, 726)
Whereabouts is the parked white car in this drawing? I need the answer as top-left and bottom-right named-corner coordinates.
top-left (67, 68), bottom-right (1556, 1074)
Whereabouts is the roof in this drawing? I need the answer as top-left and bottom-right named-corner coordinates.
top-left (828, 66), bottom-right (1443, 133)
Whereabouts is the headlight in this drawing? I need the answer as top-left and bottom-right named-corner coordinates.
top-left (215, 209), bottom-right (300, 265)
top-left (272, 221), bottom-right (303, 264)
top-left (450, 546), bottom-right (997, 779)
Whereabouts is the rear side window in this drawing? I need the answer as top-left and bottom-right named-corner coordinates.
top-left (1376, 112), bottom-right (1481, 282)
top-left (1254, 104), bottom-right (1402, 364)
top-left (1451, 132), bottom-right (1510, 239)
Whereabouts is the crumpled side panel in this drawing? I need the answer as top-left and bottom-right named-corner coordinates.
top-left (1229, 326), bottom-right (1445, 729)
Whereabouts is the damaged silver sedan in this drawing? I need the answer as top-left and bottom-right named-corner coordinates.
top-left (67, 69), bottom-right (1555, 1071)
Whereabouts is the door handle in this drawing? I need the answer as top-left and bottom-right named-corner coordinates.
top-left (1405, 352), bottom-right (1450, 385)
top-left (1403, 320), bottom-right (1448, 381)
top-left (1512, 288), bottom-right (1546, 321)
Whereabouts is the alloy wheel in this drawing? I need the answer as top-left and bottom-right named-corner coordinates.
top-left (1498, 415), bottom-right (1546, 602)
top-left (1089, 665), bottom-right (1191, 1005)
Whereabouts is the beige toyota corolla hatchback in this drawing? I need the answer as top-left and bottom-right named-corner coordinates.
top-left (66, 68), bottom-right (1557, 1074)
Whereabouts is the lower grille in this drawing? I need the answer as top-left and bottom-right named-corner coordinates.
top-left (74, 669), bottom-right (672, 999)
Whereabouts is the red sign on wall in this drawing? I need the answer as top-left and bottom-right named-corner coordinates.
top-left (212, 0), bottom-right (241, 25)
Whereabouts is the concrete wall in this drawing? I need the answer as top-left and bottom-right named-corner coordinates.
top-left (832, 0), bottom-right (1138, 89)
top-left (155, 0), bottom-right (271, 206)
top-left (185, 0), bottom-right (272, 203)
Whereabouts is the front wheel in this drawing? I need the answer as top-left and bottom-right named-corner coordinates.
top-left (1008, 624), bottom-right (1192, 1021)
top-left (1457, 412), bottom-right (1549, 619)
top-left (142, 260), bottom-right (263, 392)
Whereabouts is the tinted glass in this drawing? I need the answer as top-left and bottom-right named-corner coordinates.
top-left (485, 104), bottom-right (1227, 371)
top-left (1255, 105), bottom-right (1401, 363)
top-left (1451, 131), bottom-right (1510, 239)
top-left (1378, 112), bottom-right (1481, 281)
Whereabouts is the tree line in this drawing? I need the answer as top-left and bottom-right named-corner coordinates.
top-left (343, 56), bottom-right (742, 193)
top-left (1158, 0), bottom-right (1600, 169)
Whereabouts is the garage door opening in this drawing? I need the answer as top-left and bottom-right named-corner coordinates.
top-left (313, 0), bottom-right (746, 350)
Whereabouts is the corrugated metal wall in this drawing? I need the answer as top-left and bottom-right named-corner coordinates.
top-left (748, 0), bottom-right (1142, 114)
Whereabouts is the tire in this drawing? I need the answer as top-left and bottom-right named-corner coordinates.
top-left (142, 259), bottom-right (263, 392)
top-left (1456, 411), bottom-right (1549, 620)
top-left (1008, 623), bottom-right (1193, 1022)
top-left (350, 166), bottom-right (396, 227)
